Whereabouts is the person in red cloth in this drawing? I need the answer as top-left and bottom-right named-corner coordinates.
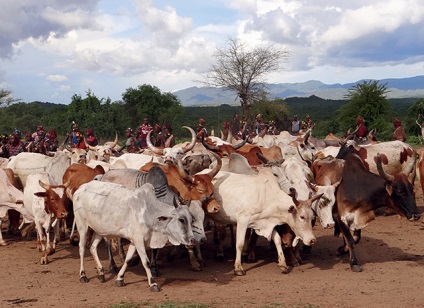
top-left (355, 116), bottom-right (368, 140)
top-left (392, 118), bottom-right (407, 142)
top-left (85, 127), bottom-right (98, 146)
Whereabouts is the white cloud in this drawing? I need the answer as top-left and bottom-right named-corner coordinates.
top-left (46, 74), bottom-right (68, 82)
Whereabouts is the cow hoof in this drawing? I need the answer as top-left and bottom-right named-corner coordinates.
top-left (234, 269), bottom-right (246, 276)
top-left (191, 266), bottom-right (202, 272)
top-left (80, 276), bottom-right (89, 283)
top-left (351, 264), bottom-right (363, 272)
top-left (115, 280), bottom-right (125, 287)
top-left (98, 275), bottom-right (105, 282)
top-left (40, 257), bottom-right (48, 265)
top-left (150, 284), bottom-right (161, 292)
top-left (281, 266), bottom-right (293, 274)
top-left (0, 240), bottom-right (7, 246)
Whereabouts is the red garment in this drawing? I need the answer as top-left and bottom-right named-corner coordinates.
top-left (356, 123), bottom-right (368, 138)
top-left (74, 141), bottom-right (87, 149)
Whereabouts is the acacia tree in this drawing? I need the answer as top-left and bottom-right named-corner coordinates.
top-left (202, 37), bottom-right (289, 119)
top-left (0, 89), bottom-right (18, 107)
top-left (337, 80), bottom-right (391, 139)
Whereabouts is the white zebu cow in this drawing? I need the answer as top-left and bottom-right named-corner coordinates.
top-left (208, 169), bottom-right (319, 275)
top-left (72, 181), bottom-right (195, 291)
top-left (23, 173), bottom-right (69, 264)
top-left (0, 169), bottom-right (32, 245)
top-left (7, 152), bottom-right (71, 187)
top-left (146, 126), bottom-right (196, 164)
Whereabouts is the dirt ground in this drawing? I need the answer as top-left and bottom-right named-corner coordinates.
top-left (2, 181), bottom-right (424, 307)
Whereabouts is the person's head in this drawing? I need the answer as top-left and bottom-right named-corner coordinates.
top-left (393, 118), bottom-right (402, 127)
top-left (1, 134), bottom-right (9, 144)
top-left (125, 128), bottom-right (133, 137)
top-left (37, 130), bottom-right (46, 138)
top-left (198, 118), bottom-right (206, 127)
top-left (154, 123), bottom-right (162, 133)
top-left (10, 134), bottom-right (19, 144)
top-left (143, 117), bottom-right (149, 124)
top-left (233, 113), bottom-right (239, 121)
top-left (85, 128), bottom-right (94, 136)
top-left (71, 121), bottom-right (79, 131)
top-left (164, 124), bottom-right (172, 135)
top-left (25, 133), bottom-right (33, 142)
top-left (75, 132), bottom-right (84, 141)
top-left (356, 116), bottom-right (364, 125)
top-left (255, 114), bottom-right (262, 121)
top-left (293, 115), bottom-right (298, 121)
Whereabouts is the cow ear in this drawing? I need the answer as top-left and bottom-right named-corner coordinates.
top-left (385, 184), bottom-right (393, 196)
top-left (34, 192), bottom-right (47, 198)
top-left (288, 205), bottom-right (296, 213)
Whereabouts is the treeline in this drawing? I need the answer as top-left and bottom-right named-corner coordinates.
top-left (0, 88), bottom-right (422, 144)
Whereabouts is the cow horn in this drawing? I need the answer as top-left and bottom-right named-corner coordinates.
top-left (59, 135), bottom-right (69, 151)
top-left (227, 127), bottom-right (233, 143)
top-left (220, 130), bottom-right (224, 140)
top-left (376, 153), bottom-right (395, 182)
top-left (306, 180), bottom-right (318, 192)
top-left (180, 126), bottom-right (196, 153)
top-left (303, 129), bottom-right (311, 145)
top-left (202, 135), bottom-right (219, 151)
top-left (177, 158), bottom-right (195, 183)
top-left (109, 132), bottom-right (118, 148)
top-left (232, 136), bottom-right (248, 150)
top-left (38, 180), bottom-right (49, 191)
top-left (288, 188), bottom-right (300, 207)
top-left (309, 193), bottom-right (324, 205)
top-left (259, 125), bottom-right (268, 138)
top-left (256, 152), bottom-right (269, 164)
top-left (207, 151), bottom-right (222, 178)
top-left (65, 143), bottom-right (71, 151)
top-left (147, 130), bottom-right (164, 155)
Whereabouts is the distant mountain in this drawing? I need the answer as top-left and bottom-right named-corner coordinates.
top-left (174, 75), bottom-right (424, 106)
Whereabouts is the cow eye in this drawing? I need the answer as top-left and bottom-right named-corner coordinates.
top-left (300, 215), bottom-right (305, 220)
top-left (179, 218), bottom-right (186, 224)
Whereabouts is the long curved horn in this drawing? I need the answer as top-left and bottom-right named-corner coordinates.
top-left (202, 134), bottom-right (219, 151)
top-left (65, 143), bottom-right (71, 151)
top-left (109, 132), bottom-right (118, 148)
top-left (177, 158), bottom-right (195, 183)
top-left (207, 151), bottom-right (222, 178)
top-left (58, 135), bottom-right (69, 151)
top-left (256, 152), bottom-right (269, 164)
top-left (232, 136), bottom-right (248, 150)
top-left (303, 129), bottom-right (311, 145)
top-left (38, 180), bottom-right (49, 191)
top-left (220, 130), bottom-right (224, 140)
top-left (146, 130), bottom-right (164, 155)
top-left (86, 138), bottom-right (97, 151)
top-left (259, 125), bottom-right (268, 138)
top-left (180, 126), bottom-right (196, 153)
top-left (376, 153), bottom-right (395, 182)
top-left (227, 128), bottom-right (233, 143)
top-left (288, 188), bottom-right (300, 207)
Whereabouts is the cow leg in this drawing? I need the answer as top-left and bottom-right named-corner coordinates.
top-left (353, 229), bottom-right (361, 245)
top-left (150, 249), bottom-right (160, 277)
top-left (186, 245), bottom-right (202, 271)
top-left (194, 244), bottom-right (205, 267)
top-left (271, 229), bottom-right (289, 273)
top-left (35, 222), bottom-right (48, 265)
top-left (337, 220), bottom-right (362, 272)
top-left (234, 221), bottom-right (249, 276)
top-left (118, 238), bottom-right (126, 263)
top-left (116, 243), bottom-right (135, 287)
top-left (106, 239), bottom-right (119, 274)
top-left (7, 209), bottom-right (20, 235)
top-left (78, 226), bottom-right (89, 283)
top-left (245, 229), bottom-right (258, 263)
top-left (215, 224), bottom-right (227, 262)
top-left (0, 222), bottom-right (6, 246)
top-left (89, 234), bottom-right (106, 282)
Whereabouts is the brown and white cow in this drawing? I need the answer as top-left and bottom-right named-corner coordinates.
top-left (334, 153), bottom-right (419, 272)
top-left (140, 151), bottom-right (222, 214)
top-left (23, 172), bottom-right (69, 264)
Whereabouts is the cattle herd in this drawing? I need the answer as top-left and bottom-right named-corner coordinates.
top-left (0, 126), bottom-right (421, 292)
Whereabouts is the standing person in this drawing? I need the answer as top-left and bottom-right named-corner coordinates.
top-left (69, 121), bottom-right (82, 146)
top-left (0, 134), bottom-right (10, 158)
top-left (7, 132), bottom-right (24, 156)
top-left (136, 117), bottom-right (152, 149)
top-left (355, 116), bottom-right (368, 140)
top-left (73, 132), bottom-right (87, 149)
top-left (163, 124), bottom-right (175, 148)
top-left (85, 128), bottom-right (98, 146)
top-left (23, 133), bottom-right (34, 152)
top-left (231, 113), bottom-right (241, 136)
top-left (291, 115), bottom-right (301, 136)
top-left (196, 118), bottom-right (208, 140)
top-left (125, 128), bottom-right (139, 153)
top-left (254, 114), bottom-right (265, 135)
top-left (392, 118), bottom-right (407, 142)
top-left (153, 124), bottom-right (166, 147)
top-left (281, 114), bottom-right (290, 131)
top-left (305, 114), bottom-right (313, 129)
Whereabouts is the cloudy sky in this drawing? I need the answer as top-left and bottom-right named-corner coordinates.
top-left (1, 0), bottom-right (424, 104)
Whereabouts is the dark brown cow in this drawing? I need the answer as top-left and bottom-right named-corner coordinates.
top-left (334, 153), bottom-right (419, 272)
top-left (140, 151), bottom-right (222, 214)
